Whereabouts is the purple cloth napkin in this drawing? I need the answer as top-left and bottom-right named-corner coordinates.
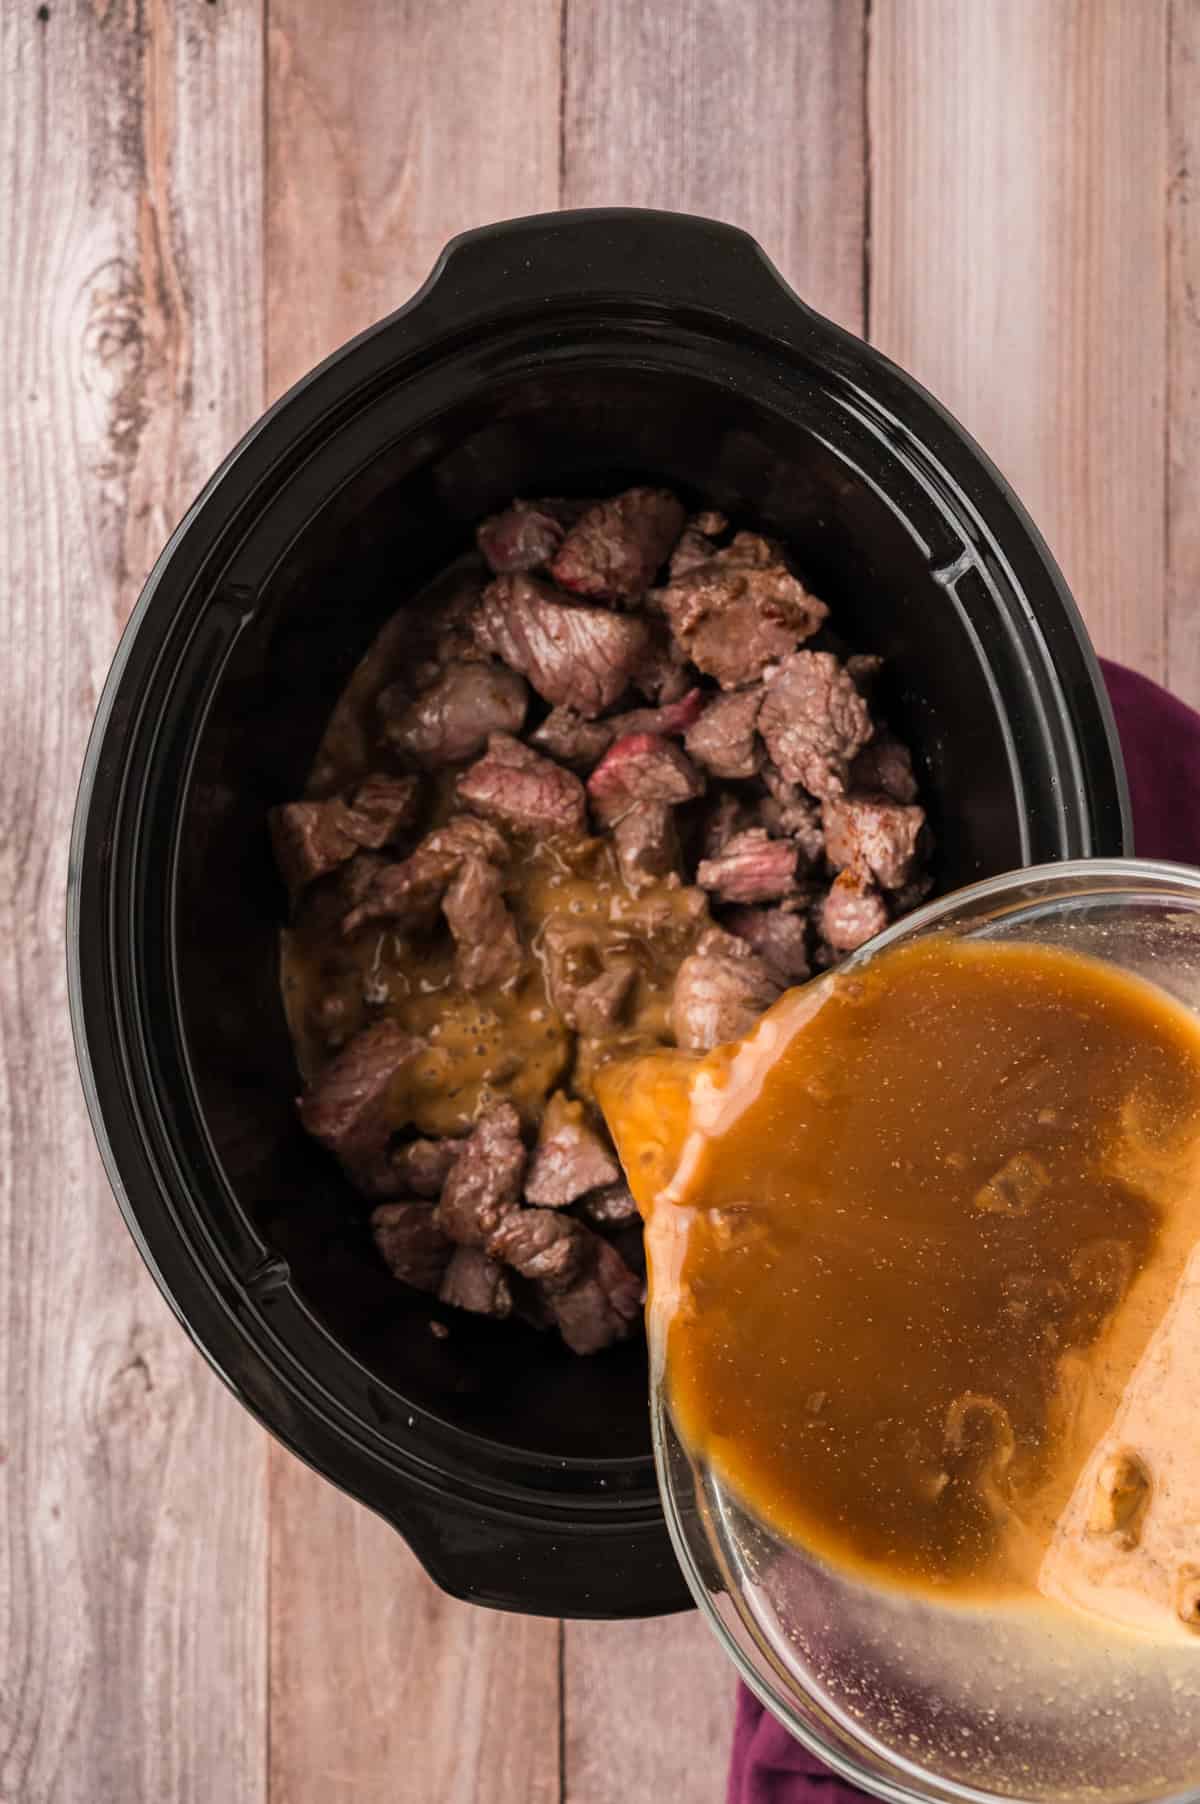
top-left (726, 658), bottom-right (1200, 1804)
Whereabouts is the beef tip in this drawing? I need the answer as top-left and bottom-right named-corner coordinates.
top-left (473, 573), bottom-right (651, 717)
top-left (669, 510), bottom-right (729, 580)
top-left (671, 926), bottom-right (781, 1053)
top-left (757, 765), bottom-right (826, 864)
top-left (608, 685), bottom-right (708, 741)
top-left (573, 958), bottom-right (638, 1035)
top-left (691, 509), bottom-right (729, 537)
top-left (587, 733), bottom-right (704, 826)
top-left (342, 814), bottom-right (509, 936)
top-left (435, 1102), bottom-right (526, 1248)
top-left (725, 904), bottom-right (812, 985)
top-left (439, 1245), bottom-right (514, 1319)
top-left (758, 652), bottom-right (873, 800)
top-left (684, 688), bottom-right (763, 779)
top-left (654, 534), bottom-right (829, 689)
top-left (488, 1207), bottom-right (591, 1292)
top-left (270, 773), bottom-right (421, 894)
top-left (549, 486), bottom-right (686, 602)
top-left (378, 660), bottom-right (527, 767)
top-left (696, 828), bottom-right (799, 904)
top-left (549, 1237), bottom-right (644, 1355)
top-left (390, 1136), bottom-right (462, 1198)
top-left (526, 1092), bottom-right (621, 1209)
top-left (540, 918), bottom-right (607, 1028)
top-left (371, 1201), bottom-right (453, 1293)
top-left (298, 1020), bottom-right (424, 1193)
top-left (613, 801), bottom-right (680, 894)
top-left (457, 732), bottom-right (587, 836)
top-left (576, 1181), bottom-right (640, 1228)
top-left (529, 708), bottom-right (615, 770)
top-left (849, 732), bottom-right (919, 804)
top-left (701, 791), bottom-right (754, 860)
top-left (821, 869), bottom-right (889, 952)
top-left (822, 794), bottom-right (926, 891)
top-left (631, 620), bottom-right (693, 704)
top-left (442, 857), bottom-right (524, 991)
top-left (476, 498), bottom-right (573, 574)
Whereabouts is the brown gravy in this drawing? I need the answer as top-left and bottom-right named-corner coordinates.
top-left (597, 937), bottom-right (1200, 1600)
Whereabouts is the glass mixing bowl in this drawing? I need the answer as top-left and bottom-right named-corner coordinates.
top-left (652, 859), bottom-right (1200, 1804)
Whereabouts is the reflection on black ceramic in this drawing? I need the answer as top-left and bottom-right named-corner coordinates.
top-left (67, 209), bottom-right (1128, 1619)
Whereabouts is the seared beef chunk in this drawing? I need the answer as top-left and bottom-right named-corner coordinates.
top-left (526, 1092), bottom-right (620, 1209)
top-left (587, 733), bottom-right (704, 826)
top-left (696, 828), bottom-right (799, 904)
top-left (477, 498), bottom-right (571, 574)
top-left (821, 868), bottom-right (889, 952)
top-left (457, 732), bottom-right (587, 835)
top-left (654, 534), bottom-right (828, 688)
top-left (489, 1207), bottom-right (590, 1290)
top-left (371, 1201), bottom-right (453, 1293)
top-left (439, 1245), bottom-right (514, 1318)
top-left (759, 652), bottom-right (873, 800)
top-left (442, 857), bottom-right (524, 991)
top-left (573, 959), bottom-right (638, 1035)
top-left (577, 1181), bottom-right (640, 1228)
top-left (725, 904), bottom-right (811, 985)
top-left (391, 1136), bottom-right (461, 1198)
top-left (378, 660), bottom-right (527, 767)
top-left (489, 1209), bottom-right (642, 1354)
top-left (549, 486), bottom-right (686, 602)
top-left (298, 1020), bottom-right (424, 1192)
top-left (701, 791), bottom-right (753, 860)
top-left (539, 919), bottom-right (608, 1029)
top-left (632, 619), bottom-right (693, 704)
top-left (757, 765), bottom-right (826, 863)
top-left (672, 926), bottom-right (781, 1053)
top-left (849, 732), bottom-right (919, 804)
top-left (684, 688), bottom-right (763, 779)
top-left (473, 573), bottom-right (651, 717)
top-left (435, 1103), bottom-right (526, 1248)
top-left (613, 801), bottom-right (680, 893)
top-left (608, 686), bottom-right (707, 741)
top-left (668, 509), bottom-right (728, 579)
top-left (271, 773), bottom-right (421, 894)
top-left (342, 814), bottom-right (508, 936)
top-left (822, 794), bottom-right (925, 891)
top-left (529, 708), bottom-right (615, 769)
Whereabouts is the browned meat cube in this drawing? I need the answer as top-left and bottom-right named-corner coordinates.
top-left (435, 1103), bottom-right (527, 1248)
top-left (724, 904), bottom-right (812, 985)
top-left (671, 927), bottom-right (781, 1053)
top-left (668, 519), bottom-right (724, 580)
top-left (473, 574), bottom-right (651, 717)
top-left (587, 733), bottom-right (704, 825)
top-left (540, 918), bottom-right (608, 1029)
top-left (442, 857), bottom-right (524, 991)
top-left (756, 765), bottom-right (826, 864)
top-left (298, 1020), bottom-right (424, 1193)
top-left (607, 686), bottom-right (708, 742)
top-left (378, 660), bottom-right (527, 767)
top-left (822, 794), bottom-right (925, 891)
top-left (270, 773), bottom-right (421, 894)
top-left (525, 1092), bottom-right (620, 1209)
top-left (654, 534), bottom-right (828, 689)
top-left (549, 486), bottom-right (686, 602)
top-left (549, 1238), bottom-right (644, 1355)
top-left (630, 620), bottom-right (694, 704)
top-left (476, 498), bottom-right (573, 574)
top-left (457, 732), bottom-right (587, 836)
top-left (439, 1245), bottom-right (514, 1318)
top-left (371, 1201), bottom-right (453, 1293)
top-left (684, 688), bottom-right (763, 779)
top-left (821, 869), bottom-right (889, 952)
top-left (576, 1182), bottom-right (640, 1228)
top-left (758, 652), bottom-right (873, 800)
top-left (696, 828), bottom-right (799, 904)
top-left (390, 1136), bottom-right (462, 1198)
top-left (529, 708), bottom-right (615, 769)
top-left (700, 791), bottom-right (753, 860)
top-left (612, 801), bottom-right (680, 893)
top-left (572, 958), bottom-right (638, 1035)
top-left (341, 814), bottom-right (509, 936)
top-left (488, 1207), bottom-right (591, 1292)
top-left (849, 732), bottom-right (919, 804)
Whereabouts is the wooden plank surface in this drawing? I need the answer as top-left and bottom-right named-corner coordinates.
top-left (0, 4), bottom-right (267, 1804)
top-left (560, 5), bottom-right (866, 1797)
top-left (1169, 0), bottom-right (1200, 707)
top-left (869, 0), bottom-right (1170, 684)
top-left (263, 7), bottom-right (562, 1803)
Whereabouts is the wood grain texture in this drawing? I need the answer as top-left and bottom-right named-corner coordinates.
top-left (1169, 0), bottom-right (1200, 707)
top-left (0, 4), bottom-right (266, 1804)
top-left (264, 8), bottom-right (562, 1802)
top-left (869, 0), bottom-right (1169, 682)
top-left (562, 0), bottom-right (866, 332)
top-left (265, 0), bottom-right (562, 398)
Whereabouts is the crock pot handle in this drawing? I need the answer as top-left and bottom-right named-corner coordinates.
top-left (401, 206), bottom-right (833, 352)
